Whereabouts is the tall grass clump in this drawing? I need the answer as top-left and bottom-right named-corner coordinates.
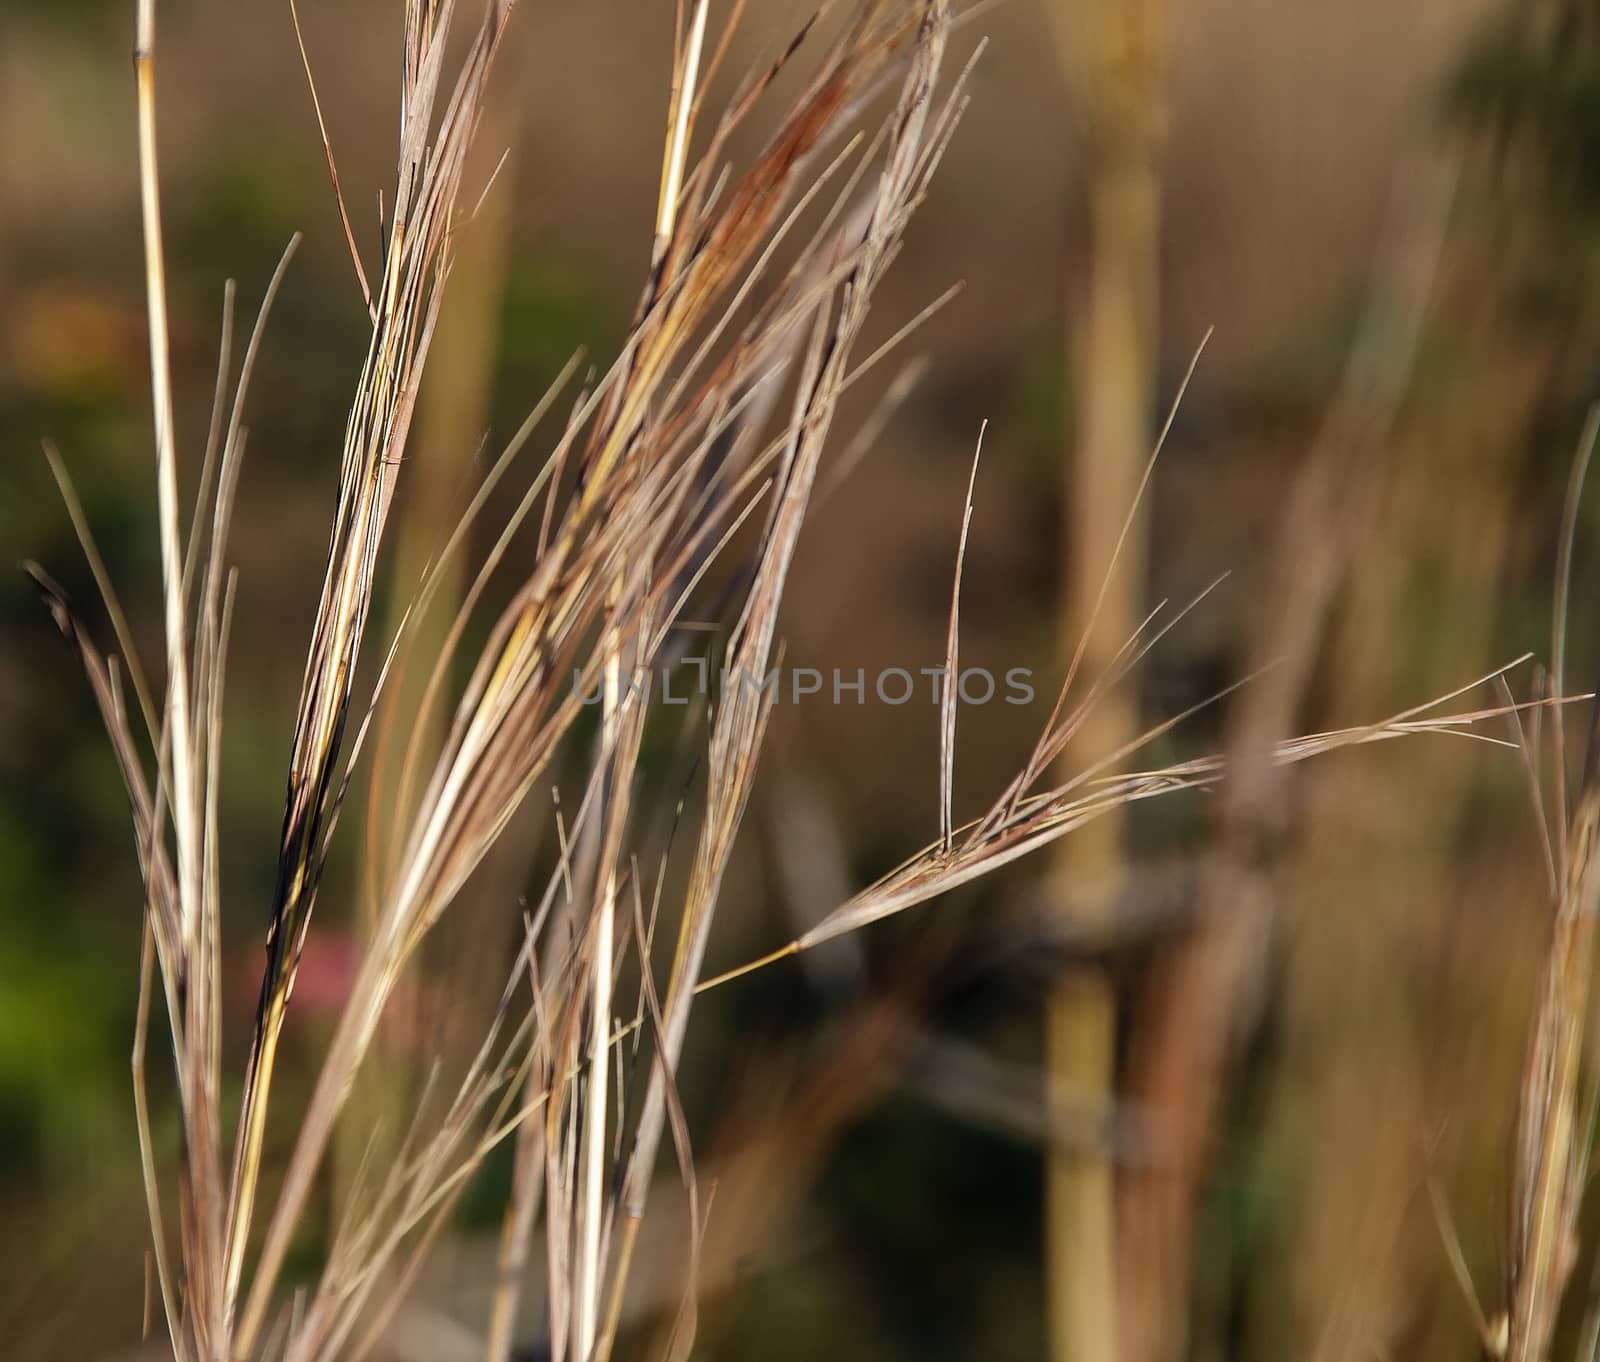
top-left (24, 2), bottom-right (1579, 1360)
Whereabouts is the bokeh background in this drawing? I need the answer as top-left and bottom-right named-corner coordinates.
top-left (6, 1), bottom-right (1600, 1359)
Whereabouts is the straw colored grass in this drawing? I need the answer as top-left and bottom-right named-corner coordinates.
top-left (25, 3), bottom-right (1590, 1361)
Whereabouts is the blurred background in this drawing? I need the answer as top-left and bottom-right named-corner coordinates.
top-left (6, 0), bottom-right (1600, 1359)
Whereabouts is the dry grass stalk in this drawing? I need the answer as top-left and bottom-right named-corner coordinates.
top-left (233, 3), bottom-right (521, 1328)
top-left (48, 2), bottom-right (969, 1357)
top-left (1502, 737), bottom-right (1600, 1361)
top-left (1498, 419), bottom-right (1600, 1362)
top-left (702, 668), bottom-right (1566, 990)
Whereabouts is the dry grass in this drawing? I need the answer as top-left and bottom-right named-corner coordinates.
top-left (23, 3), bottom-right (1600, 1361)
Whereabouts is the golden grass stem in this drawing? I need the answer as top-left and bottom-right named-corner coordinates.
top-left (135, 0), bottom-right (203, 993)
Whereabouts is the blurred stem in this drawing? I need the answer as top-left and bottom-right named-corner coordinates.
top-left (1116, 156), bottom-right (1454, 1362)
top-left (1047, 2), bottom-right (1164, 1361)
top-left (1258, 273), bottom-right (1531, 1362)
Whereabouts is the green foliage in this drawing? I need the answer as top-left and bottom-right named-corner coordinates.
top-left (1452, 2), bottom-right (1600, 211)
top-left (176, 156), bottom-right (311, 271)
top-left (1012, 339), bottom-right (1073, 488)
top-left (0, 930), bottom-right (130, 1181)
top-left (813, 1094), bottom-right (1043, 1360)
top-left (496, 255), bottom-right (612, 401)
top-left (6, 0), bottom-right (121, 27)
